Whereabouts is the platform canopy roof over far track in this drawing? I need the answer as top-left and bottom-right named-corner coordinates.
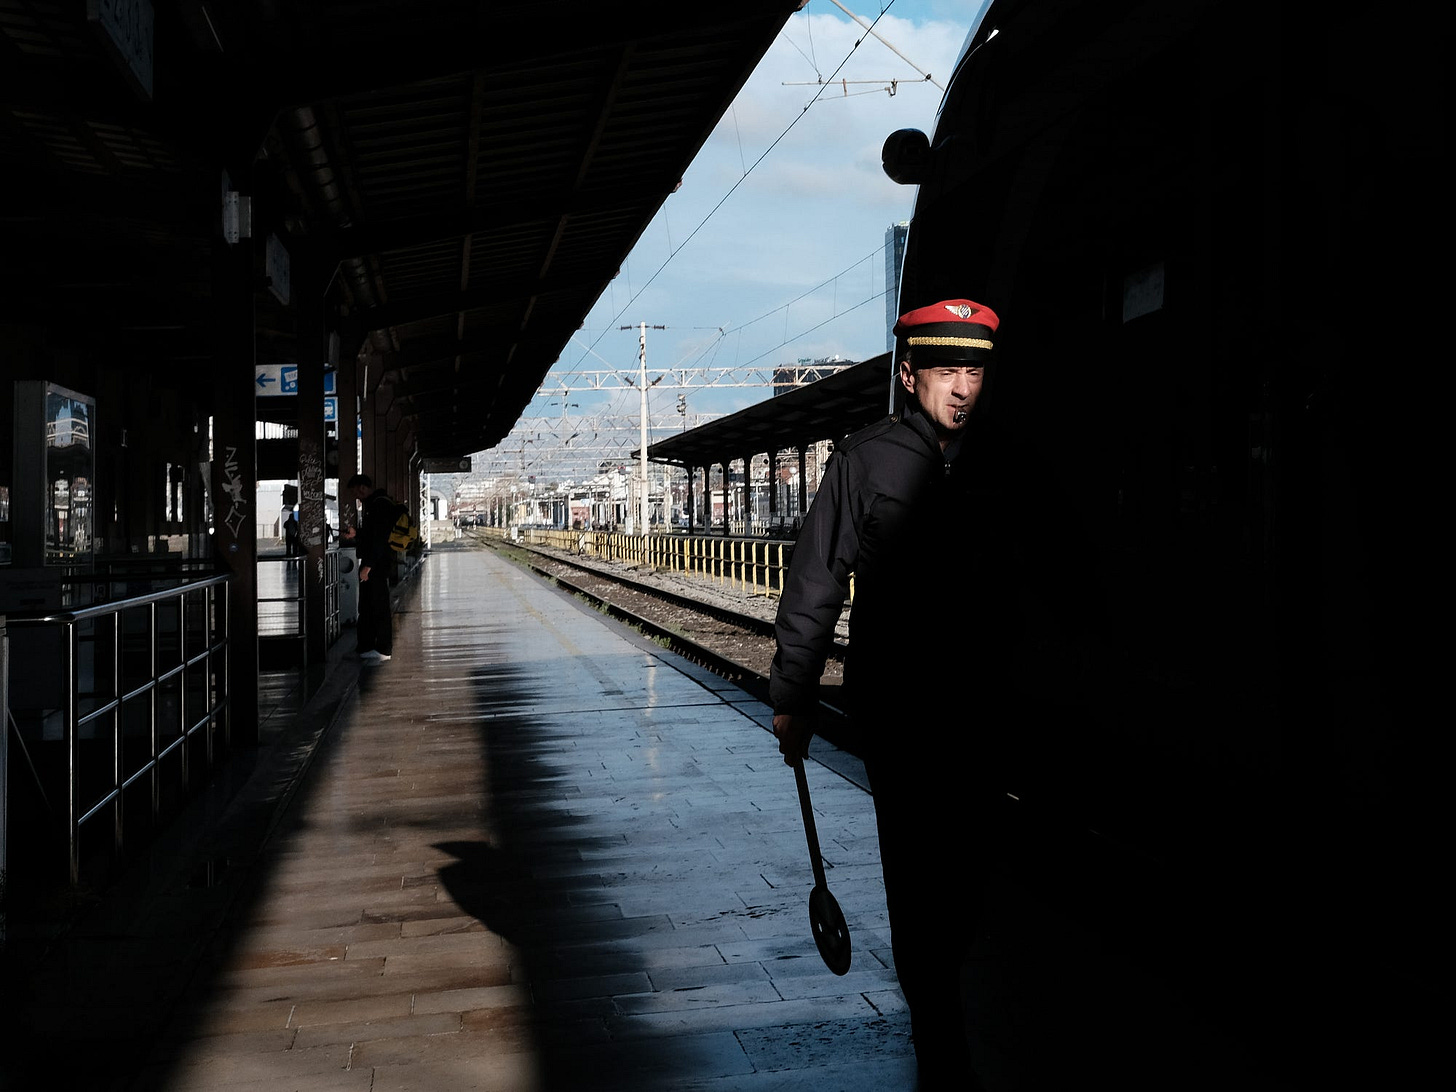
top-left (0, 0), bottom-right (805, 457)
top-left (645, 354), bottom-right (893, 468)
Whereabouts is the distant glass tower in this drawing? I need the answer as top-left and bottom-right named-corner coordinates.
top-left (885, 221), bottom-right (909, 352)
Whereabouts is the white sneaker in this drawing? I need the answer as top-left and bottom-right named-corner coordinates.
top-left (359, 649), bottom-right (383, 661)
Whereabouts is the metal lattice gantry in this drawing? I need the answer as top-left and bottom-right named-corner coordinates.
top-left (470, 412), bottom-right (722, 481)
top-left (539, 363), bottom-right (855, 391)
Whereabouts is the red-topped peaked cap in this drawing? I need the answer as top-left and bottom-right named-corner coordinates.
top-left (893, 299), bottom-right (1000, 363)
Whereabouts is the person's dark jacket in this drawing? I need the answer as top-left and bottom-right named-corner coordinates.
top-left (358, 490), bottom-right (400, 571)
top-left (770, 409), bottom-right (1013, 719)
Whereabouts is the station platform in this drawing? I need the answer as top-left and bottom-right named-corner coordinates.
top-left (2, 547), bottom-right (1306, 1091)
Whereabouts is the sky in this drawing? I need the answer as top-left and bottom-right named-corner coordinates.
top-left (484, 0), bottom-right (991, 481)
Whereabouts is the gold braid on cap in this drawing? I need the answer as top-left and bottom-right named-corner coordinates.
top-left (905, 336), bottom-right (994, 349)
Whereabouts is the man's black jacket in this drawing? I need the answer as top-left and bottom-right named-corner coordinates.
top-left (770, 410), bottom-right (1016, 718)
top-left (358, 490), bottom-right (399, 570)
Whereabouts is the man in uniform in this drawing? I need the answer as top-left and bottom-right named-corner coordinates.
top-left (343, 472), bottom-right (396, 663)
top-left (771, 299), bottom-right (1008, 1089)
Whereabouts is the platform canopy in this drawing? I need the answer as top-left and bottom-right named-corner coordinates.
top-left (645, 354), bottom-right (894, 468)
top-left (0, 0), bottom-right (805, 457)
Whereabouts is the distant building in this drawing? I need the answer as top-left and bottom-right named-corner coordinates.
top-left (885, 221), bottom-right (909, 352)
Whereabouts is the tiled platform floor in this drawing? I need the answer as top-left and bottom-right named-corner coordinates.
top-left (103, 549), bottom-right (917, 1091)
top-left (3, 547), bottom-right (1326, 1091)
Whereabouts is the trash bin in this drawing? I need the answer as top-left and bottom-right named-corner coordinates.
top-left (337, 547), bottom-right (359, 625)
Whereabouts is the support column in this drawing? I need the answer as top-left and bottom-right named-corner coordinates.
top-left (740, 453), bottom-right (751, 535)
top-left (686, 465), bottom-right (695, 535)
top-left (798, 447), bottom-right (808, 516)
top-left (336, 340), bottom-right (360, 536)
top-left (384, 406), bottom-right (403, 503)
top-left (295, 253), bottom-right (328, 666)
top-left (210, 212), bottom-right (259, 745)
top-left (371, 397), bottom-right (389, 493)
top-left (406, 443), bottom-right (421, 526)
top-left (767, 448), bottom-right (778, 530)
top-left (720, 461), bottom-right (730, 535)
top-left (358, 350), bottom-right (380, 494)
top-left (405, 432), bottom-right (418, 516)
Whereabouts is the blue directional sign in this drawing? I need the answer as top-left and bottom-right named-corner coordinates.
top-left (324, 397), bottom-right (338, 422)
top-left (255, 363), bottom-right (327, 396)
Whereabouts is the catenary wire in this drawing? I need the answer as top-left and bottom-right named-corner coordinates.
top-left (570, 1), bottom-right (898, 368)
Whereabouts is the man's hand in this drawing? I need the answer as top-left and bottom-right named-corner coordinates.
top-left (772, 713), bottom-right (814, 766)
top-left (342, 526), bottom-right (357, 541)
top-left (359, 564), bottom-right (371, 583)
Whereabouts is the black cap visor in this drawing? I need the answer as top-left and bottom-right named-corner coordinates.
top-left (906, 340), bottom-right (993, 365)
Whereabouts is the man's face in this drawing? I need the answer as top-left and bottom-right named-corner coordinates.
top-left (899, 358), bottom-right (984, 441)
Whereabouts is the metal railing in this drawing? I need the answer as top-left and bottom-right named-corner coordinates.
top-left (324, 548), bottom-right (341, 646)
top-left (257, 549), bottom-right (342, 650)
top-left (520, 528), bottom-right (794, 598)
top-left (4, 573), bottom-right (232, 885)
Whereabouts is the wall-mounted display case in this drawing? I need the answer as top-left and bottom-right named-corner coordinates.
top-left (9, 381), bottom-right (96, 569)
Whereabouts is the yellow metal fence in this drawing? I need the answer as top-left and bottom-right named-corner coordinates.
top-left (520, 529), bottom-right (793, 598)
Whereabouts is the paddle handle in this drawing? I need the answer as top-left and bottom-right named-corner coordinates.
top-left (793, 758), bottom-right (830, 889)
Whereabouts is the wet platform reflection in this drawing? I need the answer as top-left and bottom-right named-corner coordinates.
top-left (1, 548), bottom-right (1318, 1091)
top-left (142, 549), bottom-right (913, 1090)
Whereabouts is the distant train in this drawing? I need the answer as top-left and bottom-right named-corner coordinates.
top-left (881, 0), bottom-right (1438, 1085)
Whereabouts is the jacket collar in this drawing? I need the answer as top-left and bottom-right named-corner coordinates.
top-left (902, 408), bottom-right (952, 461)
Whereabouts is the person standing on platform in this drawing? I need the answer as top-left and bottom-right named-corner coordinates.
top-left (343, 472), bottom-right (396, 664)
top-left (771, 299), bottom-right (1010, 1091)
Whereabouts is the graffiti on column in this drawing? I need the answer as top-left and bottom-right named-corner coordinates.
top-left (222, 445), bottom-right (248, 536)
top-left (299, 438), bottom-right (325, 550)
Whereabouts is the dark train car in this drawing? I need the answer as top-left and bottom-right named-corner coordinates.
top-left (884, 0), bottom-right (1440, 1083)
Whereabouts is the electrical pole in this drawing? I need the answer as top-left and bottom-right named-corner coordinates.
top-left (621, 323), bottom-right (664, 534)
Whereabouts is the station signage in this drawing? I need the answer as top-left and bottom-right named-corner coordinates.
top-left (422, 457), bottom-right (472, 474)
top-left (255, 366), bottom-right (337, 397)
top-left (254, 366), bottom-right (340, 424)
top-left (255, 364), bottom-right (298, 394)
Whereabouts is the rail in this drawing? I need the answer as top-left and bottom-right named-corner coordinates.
top-left (520, 528), bottom-right (793, 598)
top-left (4, 572), bottom-right (232, 885)
top-left (257, 549), bottom-right (341, 648)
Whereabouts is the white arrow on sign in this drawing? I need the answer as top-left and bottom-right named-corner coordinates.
top-left (256, 363), bottom-right (333, 396)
